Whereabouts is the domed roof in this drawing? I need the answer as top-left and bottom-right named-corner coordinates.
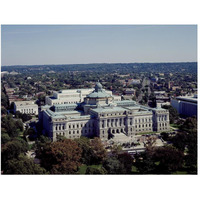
top-left (87, 82), bottom-right (112, 98)
top-left (95, 81), bottom-right (103, 92)
top-left (95, 82), bottom-right (103, 90)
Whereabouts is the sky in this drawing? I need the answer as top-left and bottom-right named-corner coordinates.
top-left (1, 25), bottom-right (197, 66)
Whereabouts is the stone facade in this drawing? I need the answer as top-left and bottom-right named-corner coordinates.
top-left (40, 82), bottom-right (170, 142)
top-left (14, 101), bottom-right (38, 115)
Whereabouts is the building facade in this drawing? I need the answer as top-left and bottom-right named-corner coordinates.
top-left (14, 101), bottom-right (38, 115)
top-left (45, 88), bottom-right (121, 105)
top-left (171, 95), bottom-right (197, 117)
top-left (40, 82), bottom-right (170, 143)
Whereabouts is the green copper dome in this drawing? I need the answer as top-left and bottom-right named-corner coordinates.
top-left (87, 82), bottom-right (112, 98)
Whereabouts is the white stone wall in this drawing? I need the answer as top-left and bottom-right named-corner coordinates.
top-left (14, 101), bottom-right (38, 115)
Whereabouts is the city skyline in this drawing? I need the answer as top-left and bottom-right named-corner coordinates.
top-left (1, 25), bottom-right (197, 66)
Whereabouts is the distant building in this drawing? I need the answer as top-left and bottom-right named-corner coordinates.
top-left (130, 79), bottom-right (141, 85)
top-left (1, 71), bottom-right (9, 77)
top-left (10, 71), bottom-right (19, 75)
top-left (40, 82), bottom-right (170, 142)
top-left (172, 86), bottom-right (181, 91)
top-left (14, 101), bottom-right (38, 115)
top-left (171, 95), bottom-right (197, 117)
top-left (154, 91), bottom-right (166, 97)
top-left (124, 88), bottom-right (135, 96)
top-left (150, 77), bottom-right (158, 82)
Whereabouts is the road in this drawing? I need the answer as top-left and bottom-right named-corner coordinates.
top-left (137, 77), bottom-right (151, 103)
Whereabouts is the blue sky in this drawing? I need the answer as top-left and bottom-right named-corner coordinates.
top-left (1, 25), bottom-right (197, 66)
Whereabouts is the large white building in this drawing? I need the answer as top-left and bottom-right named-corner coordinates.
top-left (14, 101), bottom-right (38, 115)
top-left (45, 88), bottom-right (121, 105)
top-left (171, 95), bottom-right (197, 117)
top-left (40, 82), bottom-right (170, 142)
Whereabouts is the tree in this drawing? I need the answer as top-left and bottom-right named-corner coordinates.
top-left (1, 115), bottom-right (20, 138)
top-left (2, 155), bottom-right (48, 175)
top-left (1, 138), bottom-right (29, 170)
top-left (162, 105), bottom-right (179, 124)
top-left (24, 128), bottom-right (36, 140)
top-left (74, 136), bottom-right (94, 165)
top-left (1, 107), bottom-right (7, 115)
top-left (1, 133), bottom-right (11, 144)
top-left (39, 139), bottom-right (82, 174)
top-left (180, 117), bottom-right (197, 172)
top-left (172, 132), bottom-right (188, 152)
top-left (85, 166), bottom-right (107, 174)
top-left (154, 146), bottom-right (184, 173)
top-left (160, 132), bottom-right (170, 141)
top-left (180, 117), bottom-right (197, 133)
top-left (35, 135), bottom-right (52, 158)
top-left (90, 137), bottom-right (107, 164)
top-left (15, 112), bottom-right (32, 122)
top-left (134, 151), bottom-right (157, 174)
top-left (117, 153), bottom-right (134, 174)
top-left (103, 153), bottom-right (133, 174)
top-left (103, 157), bottom-right (122, 174)
top-left (15, 119), bottom-right (24, 132)
top-left (110, 144), bottom-right (122, 156)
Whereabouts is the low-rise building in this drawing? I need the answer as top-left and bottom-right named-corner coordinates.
top-left (14, 101), bottom-right (38, 115)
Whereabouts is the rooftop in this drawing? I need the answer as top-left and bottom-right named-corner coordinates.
top-left (176, 96), bottom-right (198, 103)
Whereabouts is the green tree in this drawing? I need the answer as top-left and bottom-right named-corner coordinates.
top-left (1, 138), bottom-right (29, 170)
top-left (117, 153), bottom-right (134, 174)
top-left (1, 133), bottom-right (11, 144)
top-left (74, 136), bottom-right (94, 165)
top-left (154, 146), bottom-right (184, 173)
top-left (2, 155), bottom-right (48, 174)
top-left (1, 115), bottom-right (20, 138)
top-left (103, 157), bottom-right (122, 174)
top-left (1, 107), bottom-right (7, 115)
top-left (162, 105), bottom-right (179, 124)
top-left (180, 117), bottom-right (197, 172)
top-left (172, 132), bottom-right (188, 152)
top-left (134, 151), bottom-right (157, 174)
top-left (85, 166), bottom-right (107, 174)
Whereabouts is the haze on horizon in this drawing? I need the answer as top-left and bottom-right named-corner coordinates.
top-left (1, 25), bottom-right (197, 66)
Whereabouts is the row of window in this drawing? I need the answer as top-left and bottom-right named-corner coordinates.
top-left (135, 124), bottom-right (152, 128)
top-left (68, 122), bottom-right (93, 129)
top-left (53, 101), bottom-right (79, 105)
top-left (101, 112), bottom-right (124, 117)
top-left (135, 118), bottom-right (152, 123)
top-left (55, 125), bottom-right (65, 131)
top-left (69, 129), bottom-right (93, 134)
top-left (136, 128), bottom-right (152, 132)
top-left (19, 109), bottom-right (36, 114)
top-left (158, 116), bottom-right (167, 121)
top-left (158, 123), bottom-right (168, 127)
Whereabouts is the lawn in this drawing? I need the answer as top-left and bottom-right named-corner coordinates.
top-left (136, 132), bottom-right (156, 135)
top-left (170, 124), bottom-right (181, 128)
top-left (78, 164), bottom-right (102, 174)
top-left (131, 165), bottom-right (138, 174)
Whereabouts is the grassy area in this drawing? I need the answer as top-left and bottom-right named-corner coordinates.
top-left (136, 132), bottom-right (156, 135)
top-left (78, 164), bottom-right (87, 174)
top-left (170, 124), bottom-right (181, 128)
top-left (78, 164), bottom-right (102, 174)
top-left (172, 171), bottom-right (188, 175)
top-left (131, 165), bottom-right (138, 173)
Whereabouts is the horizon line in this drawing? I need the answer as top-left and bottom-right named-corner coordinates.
top-left (1, 61), bottom-right (197, 67)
